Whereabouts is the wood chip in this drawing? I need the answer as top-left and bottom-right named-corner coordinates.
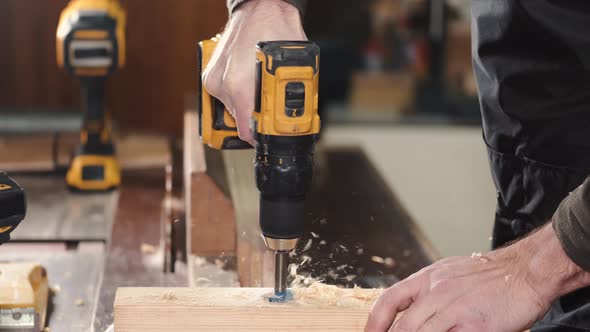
top-left (371, 256), bottom-right (385, 264)
top-left (301, 239), bottom-right (313, 252)
top-left (161, 291), bottom-right (177, 301)
top-left (140, 243), bottom-right (156, 254)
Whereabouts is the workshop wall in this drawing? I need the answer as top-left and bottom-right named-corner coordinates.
top-left (0, 0), bottom-right (227, 135)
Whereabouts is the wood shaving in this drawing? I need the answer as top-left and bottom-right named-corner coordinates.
top-left (356, 248), bottom-right (364, 255)
top-left (161, 291), bottom-right (177, 301)
top-left (344, 274), bottom-right (357, 282)
top-left (214, 258), bottom-right (226, 269)
top-left (471, 252), bottom-right (490, 263)
top-left (310, 232), bottom-right (320, 238)
top-left (384, 257), bottom-right (396, 268)
top-left (195, 277), bottom-right (210, 285)
top-left (339, 245), bottom-right (348, 252)
top-left (193, 257), bottom-right (206, 267)
top-left (371, 256), bottom-right (385, 264)
top-left (50, 284), bottom-right (61, 294)
top-left (319, 240), bottom-right (327, 245)
top-left (140, 243), bottom-right (156, 254)
top-left (336, 264), bottom-right (349, 271)
top-left (352, 285), bottom-right (382, 302)
top-left (300, 255), bottom-right (312, 266)
top-left (301, 239), bottom-right (313, 252)
top-left (289, 264), bottom-right (298, 277)
top-left (319, 217), bottom-right (327, 225)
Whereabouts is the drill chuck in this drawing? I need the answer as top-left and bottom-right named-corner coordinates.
top-left (254, 134), bottom-right (317, 243)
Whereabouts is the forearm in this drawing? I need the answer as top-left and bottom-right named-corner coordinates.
top-left (511, 223), bottom-right (590, 304)
top-left (227, 0), bottom-right (307, 17)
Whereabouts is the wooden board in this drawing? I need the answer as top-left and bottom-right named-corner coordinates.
top-left (183, 110), bottom-right (236, 257)
top-left (114, 286), bottom-right (384, 332)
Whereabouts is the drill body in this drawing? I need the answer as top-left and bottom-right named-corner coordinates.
top-left (56, 0), bottom-right (126, 191)
top-left (253, 41), bottom-right (320, 299)
top-left (199, 39), bottom-right (320, 300)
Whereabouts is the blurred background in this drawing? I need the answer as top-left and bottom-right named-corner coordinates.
top-left (0, 0), bottom-right (493, 258)
top-left (0, 1), bottom-right (498, 329)
top-left (0, 0), bottom-right (478, 133)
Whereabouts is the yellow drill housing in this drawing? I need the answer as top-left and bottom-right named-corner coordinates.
top-left (56, 0), bottom-right (126, 77)
top-left (252, 41), bottom-right (320, 137)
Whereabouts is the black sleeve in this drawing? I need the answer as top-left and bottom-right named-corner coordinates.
top-left (553, 177), bottom-right (590, 272)
top-left (227, 0), bottom-right (307, 17)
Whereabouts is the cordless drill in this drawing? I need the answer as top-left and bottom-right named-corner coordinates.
top-left (56, 0), bottom-right (126, 191)
top-left (199, 39), bottom-right (320, 301)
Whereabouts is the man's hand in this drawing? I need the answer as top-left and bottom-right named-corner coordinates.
top-left (202, 0), bottom-right (306, 145)
top-left (365, 224), bottom-right (590, 332)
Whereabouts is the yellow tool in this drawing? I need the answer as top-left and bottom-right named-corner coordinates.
top-left (199, 38), bottom-right (320, 301)
top-left (56, 0), bottom-right (126, 191)
top-left (0, 263), bottom-right (49, 331)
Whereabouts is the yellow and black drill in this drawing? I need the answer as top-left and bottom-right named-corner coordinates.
top-left (199, 38), bottom-right (320, 301)
top-left (56, 0), bottom-right (126, 191)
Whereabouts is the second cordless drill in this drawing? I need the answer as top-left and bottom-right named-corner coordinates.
top-left (199, 39), bottom-right (320, 301)
top-left (56, 0), bottom-right (126, 191)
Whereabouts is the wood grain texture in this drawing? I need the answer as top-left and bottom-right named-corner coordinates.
top-left (115, 287), bottom-right (384, 332)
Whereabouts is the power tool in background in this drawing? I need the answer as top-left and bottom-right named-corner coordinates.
top-left (56, 0), bottom-right (126, 191)
top-left (199, 38), bottom-right (320, 301)
top-left (0, 172), bottom-right (26, 245)
top-left (0, 174), bottom-right (47, 332)
top-left (0, 263), bottom-right (49, 332)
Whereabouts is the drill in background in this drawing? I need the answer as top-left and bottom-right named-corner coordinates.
top-left (199, 38), bottom-right (320, 301)
top-left (56, 0), bottom-right (126, 191)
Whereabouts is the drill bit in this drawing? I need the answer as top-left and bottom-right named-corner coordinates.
top-left (268, 251), bottom-right (290, 303)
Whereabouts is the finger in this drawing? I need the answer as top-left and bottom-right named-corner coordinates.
top-left (231, 104), bottom-right (254, 145)
top-left (391, 297), bottom-right (437, 332)
top-left (417, 308), bottom-right (458, 332)
top-left (365, 277), bottom-right (423, 332)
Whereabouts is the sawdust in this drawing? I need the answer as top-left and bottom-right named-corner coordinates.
top-left (292, 282), bottom-right (383, 307)
top-left (161, 291), bottom-right (177, 301)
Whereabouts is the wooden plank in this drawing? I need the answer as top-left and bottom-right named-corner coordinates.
top-left (114, 286), bottom-right (384, 332)
top-left (184, 109), bottom-right (236, 257)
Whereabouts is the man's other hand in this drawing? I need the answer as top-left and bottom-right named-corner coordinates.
top-left (202, 0), bottom-right (306, 145)
top-left (365, 224), bottom-right (590, 332)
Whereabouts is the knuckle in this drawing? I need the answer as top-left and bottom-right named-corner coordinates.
top-left (202, 68), bottom-right (222, 96)
top-left (392, 320), bottom-right (416, 332)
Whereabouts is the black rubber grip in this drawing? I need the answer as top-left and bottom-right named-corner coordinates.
top-left (259, 197), bottom-right (305, 239)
